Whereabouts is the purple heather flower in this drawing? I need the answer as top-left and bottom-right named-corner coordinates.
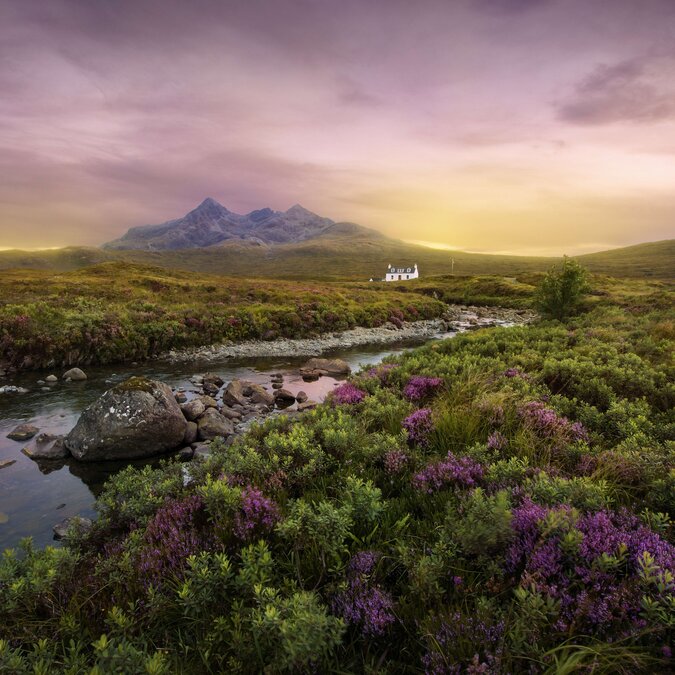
top-left (403, 408), bottom-right (434, 447)
top-left (138, 494), bottom-right (215, 587)
top-left (331, 382), bottom-right (367, 405)
top-left (234, 486), bottom-right (280, 542)
top-left (333, 551), bottom-right (395, 637)
top-left (422, 612), bottom-right (504, 675)
top-left (383, 449), bottom-right (409, 476)
top-left (663, 646), bottom-right (672, 659)
top-left (413, 452), bottom-right (484, 493)
top-left (518, 401), bottom-right (589, 443)
top-left (367, 363), bottom-right (397, 383)
top-left (505, 500), bottom-right (675, 636)
top-left (487, 431), bottom-right (508, 451)
top-left (403, 375), bottom-right (444, 401)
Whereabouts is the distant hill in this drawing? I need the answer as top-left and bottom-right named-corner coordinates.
top-left (577, 239), bottom-right (675, 277)
top-left (102, 198), bottom-right (383, 250)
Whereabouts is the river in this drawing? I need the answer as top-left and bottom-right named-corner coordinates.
top-left (0, 335), bottom-right (446, 551)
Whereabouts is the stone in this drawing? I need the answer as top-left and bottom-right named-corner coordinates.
top-left (174, 391), bottom-right (188, 403)
top-left (63, 367), bottom-right (87, 381)
top-left (0, 459), bottom-right (16, 470)
top-left (297, 400), bottom-right (318, 411)
top-left (248, 383), bottom-right (275, 406)
top-left (274, 388), bottom-right (296, 402)
top-left (65, 377), bottom-right (187, 461)
top-left (272, 382), bottom-right (283, 389)
top-left (183, 421), bottom-right (199, 445)
top-left (296, 390), bottom-right (308, 403)
top-left (178, 446), bottom-right (194, 461)
top-left (7, 423), bottom-right (39, 441)
top-left (301, 373), bottom-right (320, 383)
top-left (198, 395), bottom-right (218, 409)
top-left (53, 516), bottom-right (93, 541)
top-left (220, 407), bottom-right (242, 420)
top-left (299, 357), bottom-right (351, 377)
top-left (181, 399), bottom-right (206, 421)
top-left (202, 372), bottom-right (224, 387)
top-left (222, 379), bottom-right (247, 407)
top-left (37, 380), bottom-right (45, 385)
top-left (22, 433), bottom-right (69, 460)
top-left (202, 381), bottom-right (220, 396)
top-left (193, 445), bottom-right (212, 460)
top-left (0, 386), bottom-right (29, 394)
top-left (197, 407), bottom-right (234, 441)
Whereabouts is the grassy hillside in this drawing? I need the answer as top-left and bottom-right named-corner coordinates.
top-left (2, 289), bottom-right (673, 672)
top-left (577, 239), bottom-right (675, 277)
top-left (1, 238), bottom-right (672, 279)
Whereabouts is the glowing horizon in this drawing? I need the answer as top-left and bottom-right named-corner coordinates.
top-left (1, 0), bottom-right (675, 255)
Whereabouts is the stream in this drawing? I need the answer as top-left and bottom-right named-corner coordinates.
top-left (0, 334), bottom-right (448, 551)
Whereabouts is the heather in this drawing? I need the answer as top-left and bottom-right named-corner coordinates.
top-left (1, 284), bottom-right (673, 672)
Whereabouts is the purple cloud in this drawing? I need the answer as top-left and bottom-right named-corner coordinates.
top-left (557, 56), bottom-right (675, 125)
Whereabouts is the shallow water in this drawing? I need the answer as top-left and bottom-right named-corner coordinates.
top-left (0, 336), bottom-right (443, 550)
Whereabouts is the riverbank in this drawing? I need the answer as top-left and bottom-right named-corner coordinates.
top-left (160, 305), bottom-right (536, 363)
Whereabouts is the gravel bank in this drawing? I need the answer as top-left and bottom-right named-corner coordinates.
top-left (161, 305), bottom-right (535, 364)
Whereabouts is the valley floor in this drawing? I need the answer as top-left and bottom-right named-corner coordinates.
top-left (0, 275), bottom-right (673, 673)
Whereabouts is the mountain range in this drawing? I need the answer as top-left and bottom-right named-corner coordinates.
top-left (103, 198), bottom-right (383, 250)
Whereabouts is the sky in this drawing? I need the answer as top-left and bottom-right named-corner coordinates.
top-left (1, 0), bottom-right (674, 255)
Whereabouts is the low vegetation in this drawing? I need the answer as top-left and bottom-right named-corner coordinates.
top-left (3, 260), bottom-right (671, 373)
top-left (0, 262), bottom-right (445, 371)
top-left (1, 276), bottom-right (672, 672)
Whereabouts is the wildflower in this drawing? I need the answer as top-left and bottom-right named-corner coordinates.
top-left (367, 363), bottom-right (397, 384)
top-left (403, 375), bottom-right (444, 401)
top-left (403, 408), bottom-right (434, 447)
top-left (383, 449), bottom-right (408, 476)
top-left (233, 486), bottom-right (280, 542)
top-left (332, 551), bottom-right (395, 637)
top-left (518, 401), bottom-right (589, 442)
top-left (487, 431), bottom-right (507, 451)
top-left (331, 382), bottom-right (367, 405)
top-left (413, 452), bottom-right (484, 493)
top-left (422, 612), bottom-right (504, 675)
top-left (138, 495), bottom-right (215, 587)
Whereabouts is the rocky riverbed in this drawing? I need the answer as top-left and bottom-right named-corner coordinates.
top-left (161, 305), bottom-right (536, 363)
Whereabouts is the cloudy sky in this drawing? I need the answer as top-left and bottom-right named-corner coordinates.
top-left (1, 0), bottom-right (674, 254)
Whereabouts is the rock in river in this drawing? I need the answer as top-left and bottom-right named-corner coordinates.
top-left (65, 376), bottom-right (187, 461)
top-left (7, 423), bottom-right (39, 441)
top-left (63, 367), bottom-right (87, 381)
top-left (22, 433), bottom-right (69, 460)
top-left (299, 357), bottom-right (351, 377)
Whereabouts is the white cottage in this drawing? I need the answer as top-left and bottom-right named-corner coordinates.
top-left (385, 263), bottom-right (419, 282)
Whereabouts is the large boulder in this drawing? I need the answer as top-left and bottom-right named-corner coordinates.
top-left (299, 358), bottom-right (351, 377)
top-left (65, 377), bottom-right (187, 461)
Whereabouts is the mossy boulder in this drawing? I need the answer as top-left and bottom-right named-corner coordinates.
top-left (65, 377), bottom-right (187, 461)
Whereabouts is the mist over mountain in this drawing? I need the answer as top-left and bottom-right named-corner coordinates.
top-left (103, 198), bottom-right (384, 250)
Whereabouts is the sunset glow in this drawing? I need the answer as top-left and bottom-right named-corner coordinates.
top-left (1, 0), bottom-right (674, 253)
